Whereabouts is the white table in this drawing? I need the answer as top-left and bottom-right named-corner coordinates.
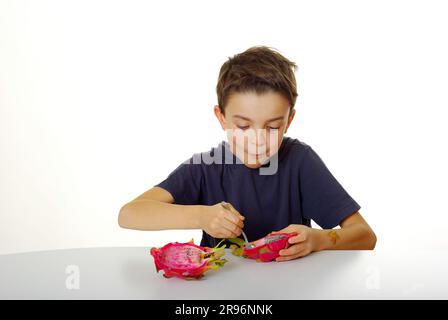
top-left (0, 247), bottom-right (447, 299)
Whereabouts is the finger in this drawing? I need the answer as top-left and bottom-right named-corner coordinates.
top-left (276, 247), bottom-right (308, 261)
top-left (229, 206), bottom-right (245, 222)
top-left (221, 218), bottom-right (242, 237)
top-left (223, 210), bottom-right (244, 228)
top-left (279, 244), bottom-right (303, 256)
top-left (288, 233), bottom-right (306, 244)
top-left (222, 202), bottom-right (245, 221)
top-left (276, 250), bottom-right (306, 262)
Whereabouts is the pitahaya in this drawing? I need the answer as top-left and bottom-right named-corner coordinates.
top-left (229, 232), bottom-right (298, 262)
top-left (150, 239), bottom-right (227, 280)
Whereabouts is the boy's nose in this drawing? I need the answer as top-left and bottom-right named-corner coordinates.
top-left (257, 132), bottom-right (267, 145)
top-left (249, 128), bottom-right (266, 145)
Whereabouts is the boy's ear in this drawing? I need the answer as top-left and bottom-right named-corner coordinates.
top-left (284, 109), bottom-right (296, 134)
top-left (213, 105), bottom-right (226, 130)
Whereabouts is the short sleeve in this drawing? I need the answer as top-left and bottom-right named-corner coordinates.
top-left (299, 147), bottom-right (361, 229)
top-left (154, 159), bottom-right (202, 205)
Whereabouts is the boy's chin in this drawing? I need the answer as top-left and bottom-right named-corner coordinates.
top-left (244, 162), bottom-right (262, 169)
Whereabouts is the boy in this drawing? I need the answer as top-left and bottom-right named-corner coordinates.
top-left (118, 46), bottom-right (376, 261)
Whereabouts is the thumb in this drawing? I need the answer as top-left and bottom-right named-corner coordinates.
top-left (221, 201), bottom-right (245, 221)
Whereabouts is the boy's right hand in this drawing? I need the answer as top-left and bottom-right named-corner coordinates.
top-left (200, 202), bottom-right (245, 239)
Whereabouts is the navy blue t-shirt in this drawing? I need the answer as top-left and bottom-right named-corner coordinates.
top-left (154, 136), bottom-right (361, 248)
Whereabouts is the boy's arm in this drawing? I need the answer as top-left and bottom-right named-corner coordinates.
top-left (118, 187), bottom-right (203, 230)
top-left (118, 187), bottom-right (244, 238)
top-left (313, 212), bottom-right (377, 251)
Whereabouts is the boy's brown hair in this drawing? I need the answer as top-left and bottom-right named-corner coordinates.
top-left (216, 46), bottom-right (298, 114)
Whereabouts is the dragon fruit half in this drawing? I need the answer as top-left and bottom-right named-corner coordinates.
top-left (229, 232), bottom-right (298, 262)
top-left (150, 239), bottom-right (227, 280)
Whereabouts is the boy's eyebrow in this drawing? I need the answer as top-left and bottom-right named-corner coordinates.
top-left (232, 115), bottom-right (284, 122)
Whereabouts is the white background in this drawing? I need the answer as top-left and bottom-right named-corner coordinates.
top-left (1, 0), bottom-right (447, 255)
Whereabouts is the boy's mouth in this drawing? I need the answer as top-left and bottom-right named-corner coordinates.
top-left (248, 150), bottom-right (269, 157)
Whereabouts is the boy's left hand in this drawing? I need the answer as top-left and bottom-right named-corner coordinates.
top-left (270, 224), bottom-right (319, 262)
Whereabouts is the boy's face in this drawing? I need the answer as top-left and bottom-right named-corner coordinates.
top-left (214, 91), bottom-right (296, 169)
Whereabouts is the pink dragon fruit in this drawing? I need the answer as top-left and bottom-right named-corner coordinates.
top-left (229, 232), bottom-right (298, 262)
top-left (150, 239), bottom-right (227, 280)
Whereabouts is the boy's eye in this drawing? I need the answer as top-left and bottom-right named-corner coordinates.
top-left (236, 126), bottom-right (280, 131)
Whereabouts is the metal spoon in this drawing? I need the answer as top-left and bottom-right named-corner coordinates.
top-left (240, 230), bottom-right (253, 249)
